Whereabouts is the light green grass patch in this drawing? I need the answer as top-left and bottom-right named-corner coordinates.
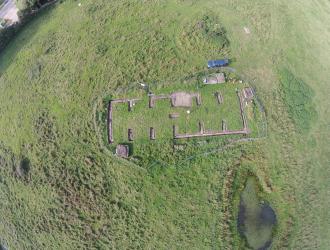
top-left (111, 82), bottom-right (244, 145)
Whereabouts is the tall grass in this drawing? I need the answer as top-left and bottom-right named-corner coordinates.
top-left (279, 68), bottom-right (317, 132)
top-left (0, 0), bottom-right (329, 249)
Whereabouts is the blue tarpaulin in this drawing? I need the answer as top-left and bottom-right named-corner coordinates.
top-left (207, 59), bottom-right (229, 68)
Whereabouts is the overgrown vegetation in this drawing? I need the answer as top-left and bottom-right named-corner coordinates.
top-left (15, 0), bottom-right (49, 11)
top-left (179, 14), bottom-right (230, 57)
top-left (279, 68), bottom-right (317, 132)
top-left (0, 24), bottom-right (16, 52)
top-left (0, 0), bottom-right (55, 53)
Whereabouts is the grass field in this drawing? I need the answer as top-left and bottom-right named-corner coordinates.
top-left (0, 0), bottom-right (329, 249)
top-left (107, 81), bottom-right (251, 146)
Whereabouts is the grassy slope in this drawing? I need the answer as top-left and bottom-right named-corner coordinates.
top-left (223, 1), bottom-right (330, 248)
top-left (0, 0), bottom-right (329, 249)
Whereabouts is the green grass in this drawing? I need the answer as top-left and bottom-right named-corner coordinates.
top-left (0, 0), bottom-right (329, 249)
top-left (278, 68), bottom-right (317, 132)
top-left (110, 82), bottom-right (245, 144)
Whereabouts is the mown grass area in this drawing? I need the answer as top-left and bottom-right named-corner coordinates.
top-left (110, 82), bottom-right (244, 144)
top-left (100, 77), bottom-right (263, 164)
top-left (0, 0), bottom-right (329, 249)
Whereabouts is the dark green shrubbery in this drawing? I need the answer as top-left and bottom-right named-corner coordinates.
top-left (279, 68), bottom-right (317, 132)
top-left (0, 0), bottom-right (55, 53)
top-left (15, 0), bottom-right (38, 10)
top-left (0, 25), bottom-right (16, 52)
top-left (196, 15), bottom-right (229, 47)
top-left (179, 12), bottom-right (230, 58)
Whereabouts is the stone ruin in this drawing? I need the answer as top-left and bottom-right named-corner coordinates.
top-left (116, 144), bottom-right (129, 158)
top-left (107, 89), bottom-right (249, 146)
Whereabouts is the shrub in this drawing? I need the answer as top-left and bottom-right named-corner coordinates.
top-left (0, 25), bottom-right (17, 52)
top-left (15, 0), bottom-right (39, 10)
top-left (0, 0), bottom-right (54, 53)
top-left (178, 13), bottom-right (229, 57)
top-left (196, 15), bottom-right (229, 47)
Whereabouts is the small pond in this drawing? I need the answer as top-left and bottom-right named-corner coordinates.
top-left (237, 177), bottom-right (277, 250)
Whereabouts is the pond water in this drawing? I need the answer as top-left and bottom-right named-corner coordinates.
top-left (237, 177), bottom-right (277, 250)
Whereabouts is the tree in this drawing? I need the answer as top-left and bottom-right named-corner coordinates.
top-left (15, 0), bottom-right (38, 10)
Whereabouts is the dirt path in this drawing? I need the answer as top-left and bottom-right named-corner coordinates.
top-left (0, 0), bottom-right (19, 23)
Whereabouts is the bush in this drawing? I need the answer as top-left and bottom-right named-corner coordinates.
top-left (0, 25), bottom-right (17, 52)
top-left (0, 0), bottom-right (54, 53)
top-left (0, 4), bottom-right (32, 53)
top-left (15, 0), bottom-right (39, 10)
top-left (180, 14), bottom-right (229, 46)
top-left (279, 68), bottom-right (317, 132)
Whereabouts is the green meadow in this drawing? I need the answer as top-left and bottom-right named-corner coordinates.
top-left (0, 0), bottom-right (329, 249)
top-left (106, 81), bottom-right (251, 145)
